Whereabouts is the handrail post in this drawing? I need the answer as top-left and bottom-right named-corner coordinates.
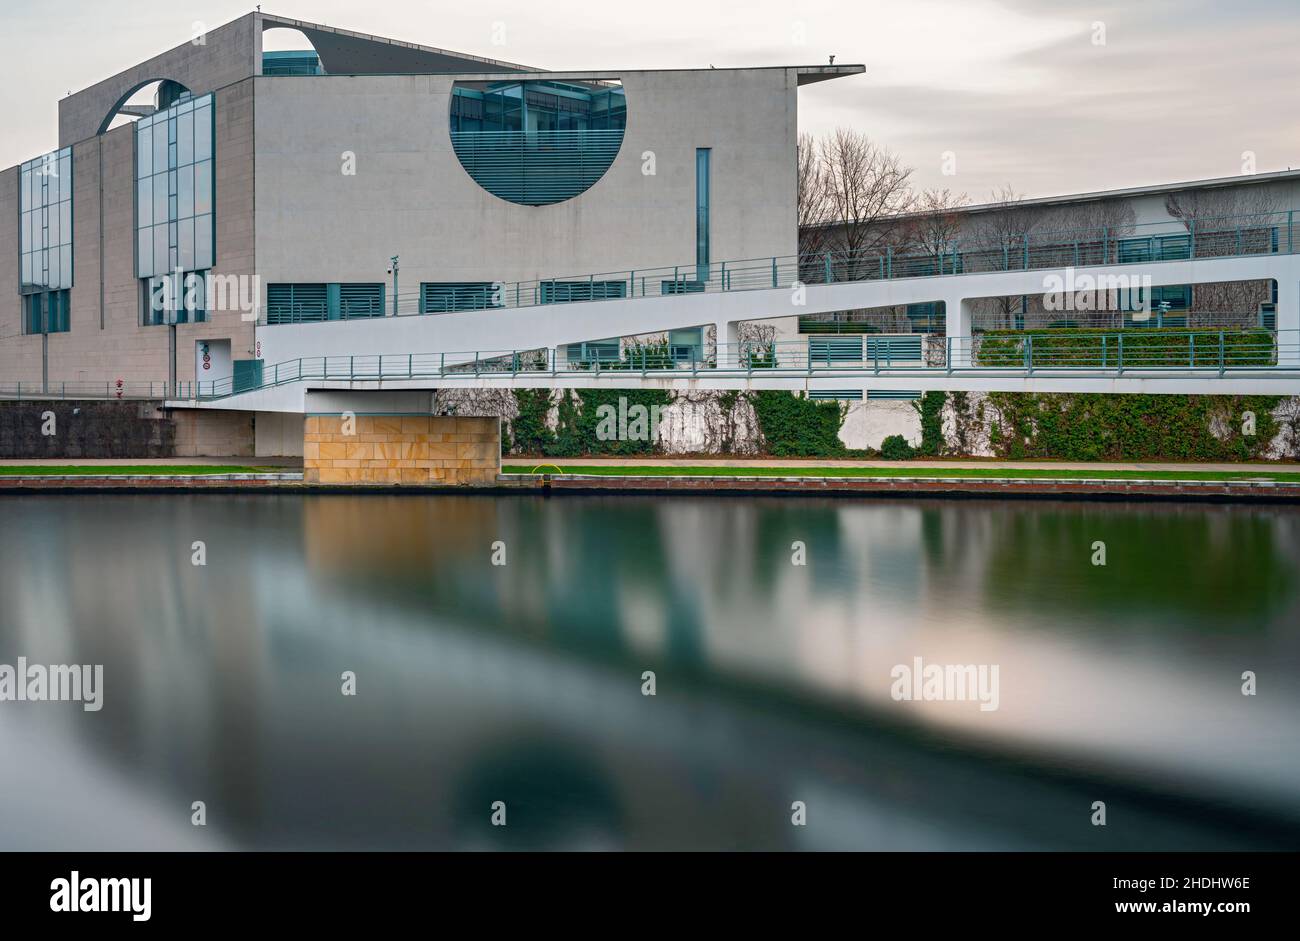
top-left (824, 252), bottom-right (832, 284)
top-left (1219, 330), bottom-right (1225, 376)
top-left (886, 246), bottom-right (893, 279)
top-left (771, 257), bottom-right (778, 288)
top-left (1189, 333), bottom-right (1195, 368)
top-left (945, 336), bottom-right (952, 375)
top-left (1117, 334), bottom-right (1124, 374)
top-left (1025, 334), bottom-right (1033, 374)
top-left (409, 353), bottom-right (413, 378)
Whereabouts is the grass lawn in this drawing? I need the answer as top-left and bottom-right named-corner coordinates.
top-left (503, 464), bottom-right (1300, 483)
top-left (0, 465), bottom-right (282, 476)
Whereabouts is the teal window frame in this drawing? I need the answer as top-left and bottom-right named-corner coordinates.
top-left (23, 289), bottom-right (70, 334)
top-left (261, 51), bottom-right (324, 76)
top-left (266, 282), bottom-right (385, 323)
top-left (565, 339), bottom-right (621, 362)
top-left (267, 283), bottom-right (328, 323)
top-left (540, 280), bottom-right (627, 304)
top-left (420, 282), bottom-right (500, 313)
top-left (696, 147), bottom-right (711, 282)
top-left (1117, 234), bottom-right (1192, 264)
top-left (336, 283), bottom-right (385, 319)
top-left (668, 327), bottom-right (703, 362)
top-left (142, 271), bottom-right (208, 326)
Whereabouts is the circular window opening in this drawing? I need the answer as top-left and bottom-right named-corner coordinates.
top-left (450, 79), bottom-right (626, 206)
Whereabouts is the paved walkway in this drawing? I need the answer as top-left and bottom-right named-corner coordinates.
top-left (511, 457), bottom-right (1299, 473)
top-left (3, 456), bottom-right (1297, 474)
top-left (0, 457), bottom-right (301, 467)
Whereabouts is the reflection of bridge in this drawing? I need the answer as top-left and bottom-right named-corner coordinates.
top-left (165, 210), bottom-right (1300, 411)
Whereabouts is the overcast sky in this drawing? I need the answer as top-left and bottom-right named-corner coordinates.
top-left (3, 0), bottom-right (1298, 199)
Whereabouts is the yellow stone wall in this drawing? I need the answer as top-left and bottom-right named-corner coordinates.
top-left (303, 415), bottom-right (500, 485)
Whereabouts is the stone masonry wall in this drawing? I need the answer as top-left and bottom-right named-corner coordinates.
top-left (303, 415), bottom-right (500, 485)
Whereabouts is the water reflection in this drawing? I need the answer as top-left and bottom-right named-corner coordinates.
top-left (0, 493), bottom-right (1297, 850)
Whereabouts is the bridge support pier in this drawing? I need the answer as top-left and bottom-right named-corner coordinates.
top-left (300, 391), bottom-right (500, 485)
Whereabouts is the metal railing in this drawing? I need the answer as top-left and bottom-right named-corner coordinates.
top-left (166, 328), bottom-right (1296, 401)
top-left (0, 380), bottom-right (172, 400)
top-left (260, 209), bottom-right (1299, 324)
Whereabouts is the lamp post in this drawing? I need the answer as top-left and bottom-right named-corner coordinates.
top-left (389, 255), bottom-right (400, 317)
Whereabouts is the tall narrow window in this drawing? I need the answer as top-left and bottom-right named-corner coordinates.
top-left (135, 93), bottom-right (214, 324)
top-left (696, 148), bottom-right (711, 282)
top-left (18, 148), bottom-right (73, 333)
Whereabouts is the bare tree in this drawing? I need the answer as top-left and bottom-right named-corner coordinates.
top-left (1165, 186), bottom-right (1280, 323)
top-left (964, 186), bottom-right (1041, 329)
top-left (797, 132), bottom-right (833, 257)
top-left (903, 187), bottom-right (969, 268)
top-left (817, 129), bottom-right (915, 278)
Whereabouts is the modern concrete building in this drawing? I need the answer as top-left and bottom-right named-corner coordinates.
top-left (1, 12), bottom-right (855, 409)
top-left (3, 12), bottom-right (1298, 472)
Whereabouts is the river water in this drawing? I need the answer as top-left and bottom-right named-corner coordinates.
top-left (1, 493), bottom-right (1297, 850)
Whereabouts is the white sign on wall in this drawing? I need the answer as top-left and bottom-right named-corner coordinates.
top-left (195, 338), bottom-right (232, 394)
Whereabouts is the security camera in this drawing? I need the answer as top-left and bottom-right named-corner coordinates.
top-left (386, 266), bottom-right (393, 275)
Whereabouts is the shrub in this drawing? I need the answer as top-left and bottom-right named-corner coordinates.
top-left (879, 434), bottom-right (914, 460)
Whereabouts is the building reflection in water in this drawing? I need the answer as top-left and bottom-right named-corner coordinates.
top-left (0, 493), bottom-right (1297, 850)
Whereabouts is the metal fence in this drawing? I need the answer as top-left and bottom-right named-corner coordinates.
top-left (260, 209), bottom-right (1300, 324)
top-left (164, 328), bottom-right (1295, 401)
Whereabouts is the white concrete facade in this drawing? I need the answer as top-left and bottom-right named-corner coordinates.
top-left (2, 12), bottom-right (846, 399)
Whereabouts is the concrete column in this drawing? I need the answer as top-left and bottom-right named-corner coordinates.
top-left (1276, 268), bottom-right (1299, 367)
top-left (944, 297), bottom-right (974, 367)
top-left (714, 320), bottom-right (738, 368)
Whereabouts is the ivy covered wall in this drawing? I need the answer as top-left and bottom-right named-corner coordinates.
top-left (431, 388), bottom-right (1300, 461)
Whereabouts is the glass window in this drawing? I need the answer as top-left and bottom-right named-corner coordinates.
top-left (134, 93), bottom-right (214, 287)
top-left (138, 125), bottom-right (152, 177)
top-left (152, 171), bottom-right (168, 223)
top-left (178, 164), bottom-right (194, 217)
top-left (178, 217), bottom-right (194, 271)
top-left (195, 104), bottom-right (211, 159)
top-left (137, 175), bottom-right (152, 224)
top-left (18, 147), bottom-right (72, 294)
top-left (193, 160), bottom-right (212, 215)
top-left (178, 111), bottom-right (193, 165)
top-left (195, 214), bottom-right (212, 270)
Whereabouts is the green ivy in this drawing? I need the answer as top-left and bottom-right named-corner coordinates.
top-left (984, 393), bottom-right (1281, 461)
top-left (750, 391), bottom-right (845, 456)
top-left (913, 391), bottom-right (946, 456)
top-left (507, 389), bottom-right (554, 455)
